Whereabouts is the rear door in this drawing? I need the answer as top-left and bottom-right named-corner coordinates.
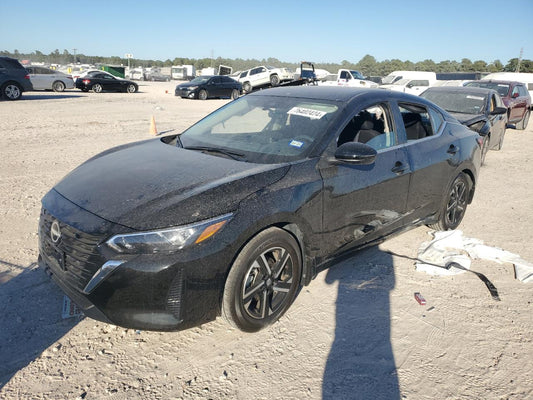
top-left (395, 102), bottom-right (458, 221)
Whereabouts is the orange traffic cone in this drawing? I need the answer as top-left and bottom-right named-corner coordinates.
top-left (150, 115), bottom-right (158, 135)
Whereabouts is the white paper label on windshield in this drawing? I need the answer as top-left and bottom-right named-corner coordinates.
top-left (466, 95), bottom-right (485, 101)
top-left (289, 140), bottom-right (304, 148)
top-left (288, 107), bottom-right (327, 120)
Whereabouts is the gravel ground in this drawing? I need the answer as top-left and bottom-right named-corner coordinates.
top-left (0, 82), bottom-right (531, 399)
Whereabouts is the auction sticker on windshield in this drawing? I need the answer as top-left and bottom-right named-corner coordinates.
top-left (288, 107), bottom-right (327, 120)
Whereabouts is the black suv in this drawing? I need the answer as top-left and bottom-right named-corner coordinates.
top-left (0, 57), bottom-right (34, 100)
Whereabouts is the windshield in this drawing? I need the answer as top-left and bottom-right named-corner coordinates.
top-left (350, 70), bottom-right (365, 80)
top-left (421, 90), bottom-right (487, 114)
top-left (465, 81), bottom-right (510, 97)
top-left (180, 94), bottom-right (341, 163)
top-left (382, 75), bottom-right (401, 84)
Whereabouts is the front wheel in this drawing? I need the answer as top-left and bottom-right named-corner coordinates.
top-left (126, 83), bottom-right (137, 93)
top-left (222, 227), bottom-right (302, 332)
top-left (2, 82), bottom-right (22, 100)
top-left (480, 134), bottom-right (490, 165)
top-left (230, 89), bottom-right (240, 100)
top-left (428, 173), bottom-right (470, 231)
top-left (516, 110), bottom-right (530, 130)
top-left (270, 74), bottom-right (280, 86)
top-left (92, 83), bottom-right (103, 93)
top-left (198, 89), bottom-right (208, 100)
top-left (52, 81), bottom-right (65, 92)
top-left (243, 82), bottom-right (252, 93)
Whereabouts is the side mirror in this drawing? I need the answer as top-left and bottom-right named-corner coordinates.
top-left (334, 142), bottom-right (377, 165)
top-left (490, 106), bottom-right (507, 115)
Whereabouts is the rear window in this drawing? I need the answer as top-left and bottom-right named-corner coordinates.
top-left (0, 58), bottom-right (25, 70)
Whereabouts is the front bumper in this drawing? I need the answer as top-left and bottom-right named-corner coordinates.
top-left (175, 87), bottom-right (197, 98)
top-left (39, 190), bottom-right (233, 331)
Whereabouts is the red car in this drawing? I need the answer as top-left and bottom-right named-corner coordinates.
top-left (465, 80), bottom-right (531, 130)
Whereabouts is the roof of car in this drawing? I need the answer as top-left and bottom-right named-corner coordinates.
top-left (468, 79), bottom-right (523, 86)
top-left (423, 86), bottom-right (496, 96)
top-left (248, 86), bottom-right (440, 108)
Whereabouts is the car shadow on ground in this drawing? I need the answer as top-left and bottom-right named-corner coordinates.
top-left (18, 93), bottom-right (87, 101)
top-left (0, 260), bottom-right (80, 388)
top-left (322, 246), bottom-right (400, 400)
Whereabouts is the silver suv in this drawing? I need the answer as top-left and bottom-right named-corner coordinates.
top-left (0, 57), bottom-right (34, 100)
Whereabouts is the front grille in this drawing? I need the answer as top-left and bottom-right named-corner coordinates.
top-left (39, 208), bottom-right (107, 293)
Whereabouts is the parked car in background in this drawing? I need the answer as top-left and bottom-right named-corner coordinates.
top-left (0, 56), bottom-right (33, 100)
top-left (175, 75), bottom-right (241, 100)
top-left (319, 69), bottom-right (379, 88)
top-left (39, 86), bottom-right (482, 333)
top-left (421, 86), bottom-right (507, 164)
top-left (145, 70), bottom-right (171, 81)
top-left (464, 80), bottom-right (531, 130)
top-left (75, 71), bottom-right (138, 93)
top-left (238, 66), bottom-right (293, 93)
top-left (25, 66), bottom-right (74, 92)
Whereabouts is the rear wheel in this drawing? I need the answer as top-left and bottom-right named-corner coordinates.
top-left (222, 227), bottom-right (302, 332)
top-left (52, 81), bottom-right (65, 92)
top-left (428, 173), bottom-right (470, 231)
top-left (92, 83), bottom-right (103, 93)
top-left (2, 82), bottom-right (22, 100)
top-left (198, 89), bottom-right (208, 100)
top-left (516, 110), bottom-right (530, 130)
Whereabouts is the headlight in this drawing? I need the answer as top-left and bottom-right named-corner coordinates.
top-left (187, 86), bottom-right (198, 91)
top-left (106, 213), bottom-right (232, 254)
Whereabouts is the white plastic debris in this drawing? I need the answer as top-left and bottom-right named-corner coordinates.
top-left (416, 230), bottom-right (533, 283)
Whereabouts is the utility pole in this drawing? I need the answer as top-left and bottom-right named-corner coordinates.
top-left (73, 48), bottom-right (77, 63)
top-left (516, 47), bottom-right (523, 73)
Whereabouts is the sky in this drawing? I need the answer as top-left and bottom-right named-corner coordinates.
top-left (1, 0), bottom-right (532, 65)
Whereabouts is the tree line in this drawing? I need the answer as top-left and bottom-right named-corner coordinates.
top-left (1, 49), bottom-right (531, 76)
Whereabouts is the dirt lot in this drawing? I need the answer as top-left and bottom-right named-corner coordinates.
top-left (0, 82), bottom-right (532, 399)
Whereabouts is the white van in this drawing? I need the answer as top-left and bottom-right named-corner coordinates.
top-left (380, 71), bottom-right (437, 95)
top-left (481, 72), bottom-right (533, 100)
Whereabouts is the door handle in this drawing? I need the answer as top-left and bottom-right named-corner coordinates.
top-left (447, 144), bottom-right (459, 155)
top-left (391, 161), bottom-right (406, 175)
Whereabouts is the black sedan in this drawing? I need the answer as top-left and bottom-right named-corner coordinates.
top-left (421, 86), bottom-right (507, 163)
top-left (175, 75), bottom-right (241, 100)
top-left (76, 71), bottom-right (138, 93)
top-left (39, 87), bottom-right (482, 333)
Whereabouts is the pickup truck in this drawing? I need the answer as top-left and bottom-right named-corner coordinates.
top-left (238, 65), bottom-right (293, 93)
top-left (319, 69), bottom-right (378, 88)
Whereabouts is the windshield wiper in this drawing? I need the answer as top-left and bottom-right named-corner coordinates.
top-left (184, 146), bottom-right (246, 161)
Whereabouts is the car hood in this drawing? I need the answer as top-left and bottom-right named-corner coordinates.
top-left (448, 112), bottom-right (485, 126)
top-left (177, 82), bottom-right (200, 89)
top-left (53, 138), bottom-right (290, 230)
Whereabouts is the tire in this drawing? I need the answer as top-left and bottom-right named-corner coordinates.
top-left (516, 110), bottom-right (530, 130)
top-left (52, 81), bottom-right (65, 92)
top-left (270, 74), bottom-right (280, 87)
top-left (428, 173), bottom-right (470, 231)
top-left (126, 83), bottom-right (137, 93)
top-left (230, 89), bottom-right (240, 100)
top-left (243, 82), bottom-right (252, 93)
top-left (92, 83), bottom-right (103, 93)
top-left (198, 89), bottom-right (208, 100)
top-left (2, 82), bottom-right (22, 100)
top-left (222, 227), bottom-right (302, 332)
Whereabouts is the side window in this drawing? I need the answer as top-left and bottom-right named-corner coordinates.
top-left (239, 71), bottom-right (248, 78)
top-left (399, 103), bottom-right (435, 141)
top-left (337, 103), bottom-right (396, 151)
top-left (428, 107), bottom-right (444, 133)
top-left (339, 71), bottom-right (349, 80)
top-left (512, 86), bottom-right (519, 97)
top-left (518, 85), bottom-right (528, 96)
top-left (410, 80), bottom-right (429, 87)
